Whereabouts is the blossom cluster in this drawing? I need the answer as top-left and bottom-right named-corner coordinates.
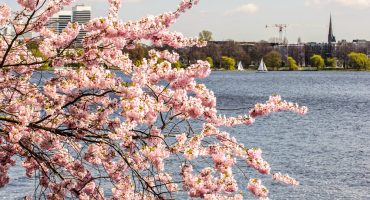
top-left (16, 0), bottom-right (38, 11)
top-left (273, 172), bottom-right (300, 186)
top-left (246, 148), bottom-right (271, 175)
top-left (249, 95), bottom-right (308, 118)
top-left (180, 165), bottom-right (239, 198)
top-left (247, 178), bottom-right (269, 198)
top-left (83, 0), bottom-right (205, 50)
top-left (0, 4), bottom-right (11, 27)
top-left (39, 22), bottom-right (80, 59)
top-left (0, 0), bottom-right (308, 199)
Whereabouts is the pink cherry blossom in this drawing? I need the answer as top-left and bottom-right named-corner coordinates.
top-left (16, 0), bottom-right (38, 11)
top-left (0, 4), bottom-right (11, 27)
top-left (0, 0), bottom-right (309, 199)
top-left (247, 178), bottom-right (269, 198)
top-left (273, 172), bottom-right (300, 186)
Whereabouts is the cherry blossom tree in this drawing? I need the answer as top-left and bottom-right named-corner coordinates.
top-left (0, 0), bottom-right (307, 199)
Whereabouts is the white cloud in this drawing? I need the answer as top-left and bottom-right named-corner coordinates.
top-left (226, 3), bottom-right (259, 15)
top-left (236, 3), bottom-right (259, 13)
top-left (305, 0), bottom-right (370, 8)
top-left (335, 0), bottom-right (370, 7)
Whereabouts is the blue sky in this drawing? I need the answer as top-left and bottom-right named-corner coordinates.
top-left (4, 0), bottom-right (370, 42)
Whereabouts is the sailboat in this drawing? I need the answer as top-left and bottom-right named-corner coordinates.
top-left (237, 61), bottom-right (244, 71)
top-left (257, 59), bottom-right (268, 73)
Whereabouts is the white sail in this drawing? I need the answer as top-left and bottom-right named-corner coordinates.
top-left (263, 61), bottom-right (268, 71)
top-left (257, 59), bottom-right (268, 72)
top-left (237, 61), bottom-right (244, 71)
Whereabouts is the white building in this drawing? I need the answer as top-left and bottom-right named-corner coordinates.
top-left (46, 13), bottom-right (59, 33)
top-left (72, 5), bottom-right (91, 45)
top-left (57, 10), bottom-right (72, 33)
top-left (46, 10), bottom-right (72, 34)
top-left (45, 5), bottom-right (91, 45)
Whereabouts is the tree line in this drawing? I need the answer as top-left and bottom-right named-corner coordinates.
top-left (122, 43), bottom-right (370, 71)
top-left (27, 30), bottom-right (370, 71)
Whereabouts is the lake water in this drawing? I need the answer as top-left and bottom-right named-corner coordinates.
top-left (1, 71), bottom-right (370, 199)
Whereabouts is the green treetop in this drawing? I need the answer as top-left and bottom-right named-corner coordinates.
top-left (310, 54), bottom-right (325, 70)
top-left (347, 52), bottom-right (370, 70)
top-left (287, 57), bottom-right (299, 71)
top-left (263, 50), bottom-right (282, 70)
top-left (221, 56), bottom-right (236, 70)
top-left (206, 57), bottom-right (214, 68)
top-left (326, 57), bottom-right (337, 68)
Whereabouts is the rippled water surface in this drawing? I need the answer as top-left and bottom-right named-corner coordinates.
top-left (1, 71), bottom-right (370, 199)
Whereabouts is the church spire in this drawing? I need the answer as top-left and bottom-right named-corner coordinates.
top-left (328, 14), bottom-right (336, 44)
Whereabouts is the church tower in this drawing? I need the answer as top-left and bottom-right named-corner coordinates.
top-left (328, 14), bottom-right (336, 44)
top-left (328, 14), bottom-right (336, 57)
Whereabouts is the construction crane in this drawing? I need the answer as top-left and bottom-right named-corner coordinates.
top-left (265, 24), bottom-right (288, 44)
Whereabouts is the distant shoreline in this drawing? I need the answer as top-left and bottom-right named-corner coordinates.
top-left (35, 67), bottom-right (370, 72)
top-left (211, 68), bottom-right (370, 72)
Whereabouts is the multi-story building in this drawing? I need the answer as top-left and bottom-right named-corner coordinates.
top-left (46, 10), bottom-right (72, 34)
top-left (57, 10), bottom-right (72, 33)
top-left (45, 5), bottom-right (90, 46)
top-left (72, 5), bottom-right (91, 46)
top-left (46, 13), bottom-right (59, 33)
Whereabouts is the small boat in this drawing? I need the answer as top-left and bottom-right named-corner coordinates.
top-left (237, 61), bottom-right (244, 71)
top-left (257, 59), bottom-right (268, 73)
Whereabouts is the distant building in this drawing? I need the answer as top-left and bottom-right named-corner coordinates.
top-left (330, 39), bottom-right (370, 68)
top-left (288, 44), bottom-right (306, 66)
top-left (46, 11), bottom-right (72, 34)
top-left (303, 42), bottom-right (329, 65)
top-left (328, 15), bottom-right (336, 43)
top-left (72, 5), bottom-right (91, 46)
top-left (44, 5), bottom-right (91, 46)
top-left (57, 10), bottom-right (72, 33)
top-left (46, 13), bottom-right (59, 33)
top-left (328, 14), bottom-right (336, 57)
